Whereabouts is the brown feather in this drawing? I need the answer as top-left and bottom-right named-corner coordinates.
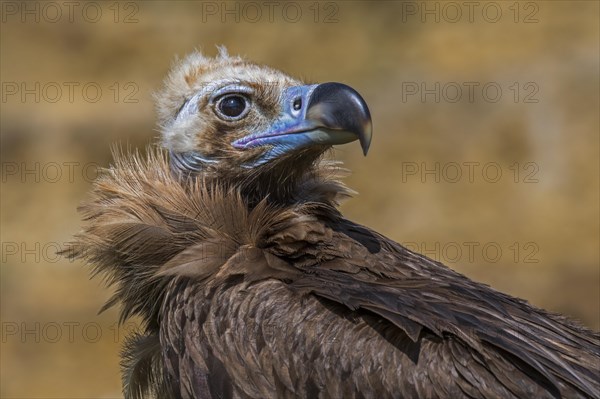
top-left (63, 146), bottom-right (599, 398)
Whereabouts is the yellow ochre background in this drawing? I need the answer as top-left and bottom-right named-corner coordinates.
top-left (1, 1), bottom-right (598, 398)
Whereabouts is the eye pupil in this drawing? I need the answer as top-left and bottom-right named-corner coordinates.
top-left (293, 98), bottom-right (302, 111)
top-left (219, 95), bottom-right (247, 118)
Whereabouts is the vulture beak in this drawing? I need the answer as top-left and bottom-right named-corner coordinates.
top-left (232, 83), bottom-right (372, 163)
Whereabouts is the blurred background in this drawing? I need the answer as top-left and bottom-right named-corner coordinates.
top-left (1, 1), bottom-right (598, 397)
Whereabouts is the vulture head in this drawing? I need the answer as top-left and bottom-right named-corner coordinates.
top-left (156, 48), bottom-right (372, 202)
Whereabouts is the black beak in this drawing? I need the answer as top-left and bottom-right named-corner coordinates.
top-left (306, 82), bottom-right (372, 155)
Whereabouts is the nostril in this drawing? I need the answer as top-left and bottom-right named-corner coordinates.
top-left (293, 98), bottom-right (302, 111)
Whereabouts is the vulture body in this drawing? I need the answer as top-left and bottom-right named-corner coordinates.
top-left (66, 50), bottom-right (600, 399)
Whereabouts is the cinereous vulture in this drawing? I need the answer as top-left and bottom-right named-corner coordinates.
top-left (65, 49), bottom-right (600, 399)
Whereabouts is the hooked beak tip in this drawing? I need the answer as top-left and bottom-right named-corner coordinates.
top-left (360, 120), bottom-right (373, 156)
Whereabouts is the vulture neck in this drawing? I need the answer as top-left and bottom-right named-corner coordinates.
top-left (184, 149), bottom-right (346, 209)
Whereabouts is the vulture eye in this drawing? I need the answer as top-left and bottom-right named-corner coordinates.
top-left (293, 98), bottom-right (302, 111)
top-left (215, 94), bottom-right (250, 120)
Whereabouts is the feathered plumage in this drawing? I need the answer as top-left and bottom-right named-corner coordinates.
top-left (64, 50), bottom-right (600, 399)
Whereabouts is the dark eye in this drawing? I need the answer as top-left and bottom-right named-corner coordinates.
top-left (293, 97), bottom-right (302, 111)
top-left (216, 94), bottom-right (249, 120)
